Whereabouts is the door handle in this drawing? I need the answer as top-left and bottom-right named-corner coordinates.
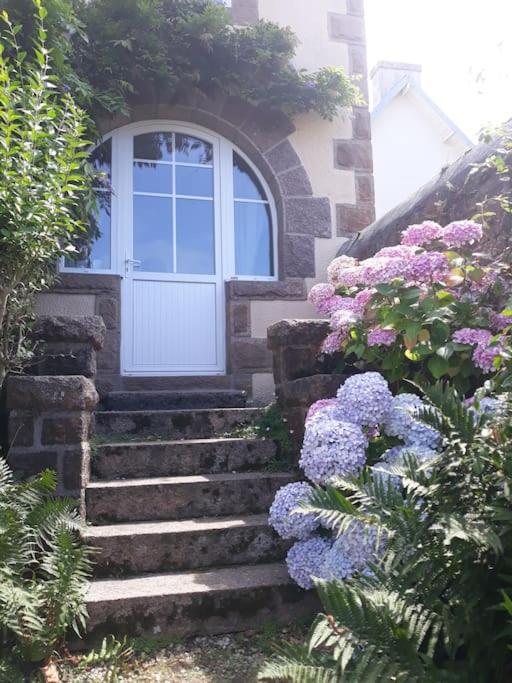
top-left (125, 258), bottom-right (142, 272)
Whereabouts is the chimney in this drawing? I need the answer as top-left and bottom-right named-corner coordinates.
top-left (370, 61), bottom-right (422, 107)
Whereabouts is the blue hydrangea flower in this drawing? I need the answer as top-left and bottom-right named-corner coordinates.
top-left (299, 419), bottom-right (368, 485)
top-left (383, 393), bottom-right (440, 448)
top-left (322, 522), bottom-right (384, 581)
top-left (269, 482), bottom-right (319, 540)
top-left (336, 372), bottom-right (393, 427)
top-left (286, 537), bottom-right (332, 589)
top-left (373, 444), bottom-right (439, 486)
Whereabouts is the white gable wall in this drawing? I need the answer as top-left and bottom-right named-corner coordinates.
top-left (372, 89), bottom-right (470, 217)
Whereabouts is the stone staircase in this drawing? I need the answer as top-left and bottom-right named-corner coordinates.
top-left (83, 390), bottom-right (317, 642)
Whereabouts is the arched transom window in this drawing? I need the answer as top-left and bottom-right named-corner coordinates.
top-left (64, 124), bottom-right (277, 281)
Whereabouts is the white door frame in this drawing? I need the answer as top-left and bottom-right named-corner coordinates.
top-left (118, 121), bottom-right (226, 377)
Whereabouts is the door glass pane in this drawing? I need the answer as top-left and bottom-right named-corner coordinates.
top-left (66, 192), bottom-right (111, 269)
top-left (175, 134), bottom-right (213, 165)
top-left (91, 139), bottom-right (112, 189)
top-left (235, 201), bottom-right (273, 276)
top-left (134, 132), bottom-right (173, 161)
top-left (133, 161), bottom-right (173, 194)
top-left (176, 199), bottom-right (215, 275)
top-left (133, 195), bottom-right (173, 272)
top-left (233, 152), bottom-right (266, 201)
top-left (176, 166), bottom-right (213, 197)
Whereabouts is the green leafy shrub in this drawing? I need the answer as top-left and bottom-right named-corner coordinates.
top-left (0, 458), bottom-right (92, 675)
top-left (260, 385), bottom-right (512, 682)
top-left (2, 0), bottom-right (362, 120)
top-left (0, 1), bottom-right (92, 388)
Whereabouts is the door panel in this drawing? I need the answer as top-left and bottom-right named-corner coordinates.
top-left (130, 280), bottom-right (219, 370)
top-left (121, 127), bottom-right (225, 376)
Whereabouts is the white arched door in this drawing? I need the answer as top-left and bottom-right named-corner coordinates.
top-left (62, 121), bottom-right (278, 377)
top-left (119, 124), bottom-right (225, 376)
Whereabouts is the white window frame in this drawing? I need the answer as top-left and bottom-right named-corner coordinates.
top-left (60, 122), bottom-right (278, 283)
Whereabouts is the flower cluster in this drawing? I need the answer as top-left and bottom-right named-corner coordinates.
top-left (299, 418), bottom-right (368, 484)
top-left (336, 372), bottom-right (393, 427)
top-left (383, 394), bottom-right (440, 448)
top-left (401, 221), bottom-right (443, 247)
top-left (322, 523), bottom-right (384, 581)
top-left (269, 482), bottom-right (319, 540)
top-left (270, 372), bottom-right (443, 589)
top-left (306, 217), bottom-right (510, 389)
top-left (452, 328), bottom-right (504, 373)
top-left (367, 327), bottom-right (397, 347)
top-left (286, 537), bottom-right (332, 590)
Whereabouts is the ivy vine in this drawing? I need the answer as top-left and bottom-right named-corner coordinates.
top-left (3, 0), bottom-right (363, 121)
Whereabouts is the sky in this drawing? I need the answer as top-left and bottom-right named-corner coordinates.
top-left (365, 0), bottom-right (512, 141)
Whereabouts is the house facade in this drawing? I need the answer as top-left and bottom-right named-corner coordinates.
top-left (36, 0), bottom-right (374, 404)
top-left (371, 61), bottom-right (473, 218)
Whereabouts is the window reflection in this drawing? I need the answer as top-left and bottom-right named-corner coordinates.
top-left (133, 196), bottom-right (173, 272)
top-left (176, 199), bottom-right (215, 274)
top-left (175, 134), bottom-right (213, 164)
top-left (133, 162), bottom-right (173, 194)
top-left (233, 152), bottom-right (266, 201)
top-left (66, 139), bottom-right (112, 269)
top-left (176, 166), bottom-right (213, 197)
top-left (134, 133), bottom-right (173, 161)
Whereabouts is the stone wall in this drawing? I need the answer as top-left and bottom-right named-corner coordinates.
top-left (267, 319), bottom-right (345, 448)
top-left (36, 275), bottom-right (120, 397)
top-left (338, 126), bottom-right (512, 260)
top-left (6, 315), bottom-right (105, 513)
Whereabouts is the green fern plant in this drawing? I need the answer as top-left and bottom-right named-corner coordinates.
top-left (260, 386), bottom-right (512, 682)
top-left (0, 457), bottom-right (92, 675)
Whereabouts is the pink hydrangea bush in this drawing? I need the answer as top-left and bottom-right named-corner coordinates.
top-left (308, 219), bottom-right (512, 392)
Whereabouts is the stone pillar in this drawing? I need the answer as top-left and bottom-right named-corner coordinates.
top-left (30, 315), bottom-right (106, 378)
top-left (267, 319), bottom-right (346, 448)
top-left (6, 375), bottom-right (99, 514)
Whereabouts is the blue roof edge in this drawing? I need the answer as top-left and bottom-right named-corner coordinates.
top-left (371, 75), bottom-right (474, 147)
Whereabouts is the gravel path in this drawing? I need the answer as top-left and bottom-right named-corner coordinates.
top-left (59, 625), bottom-right (307, 682)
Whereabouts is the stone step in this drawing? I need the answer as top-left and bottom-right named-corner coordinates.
top-left (103, 390), bottom-right (247, 412)
top-left (92, 437), bottom-right (276, 480)
top-left (85, 563), bottom-right (318, 643)
top-left (86, 472), bottom-right (293, 525)
top-left (82, 514), bottom-right (289, 577)
top-left (94, 407), bottom-right (261, 440)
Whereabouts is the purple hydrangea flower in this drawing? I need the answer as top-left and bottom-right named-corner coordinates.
top-left (375, 245), bottom-right (418, 259)
top-left (473, 341), bottom-right (503, 373)
top-left (327, 256), bottom-right (360, 287)
top-left (367, 327), bottom-right (397, 347)
top-left (322, 522), bottom-right (385, 580)
top-left (306, 398), bottom-right (343, 423)
top-left (373, 444), bottom-right (439, 486)
top-left (330, 308), bottom-right (360, 331)
top-left (308, 283), bottom-right (336, 315)
top-left (286, 537), bottom-right (332, 589)
top-left (336, 372), bottom-right (393, 427)
top-left (383, 394), bottom-right (440, 448)
top-left (453, 328), bottom-right (492, 346)
top-left (300, 419), bottom-right (368, 485)
top-left (408, 251), bottom-right (450, 283)
top-left (269, 482), bottom-right (319, 540)
top-left (360, 256), bottom-right (409, 286)
top-left (442, 220), bottom-right (483, 248)
top-left (354, 288), bottom-right (375, 312)
top-left (401, 221), bottom-right (443, 247)
top-left (321, 330), bottom-right (345, 354)
top-left (490, 311), bottom-right (512, 332)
